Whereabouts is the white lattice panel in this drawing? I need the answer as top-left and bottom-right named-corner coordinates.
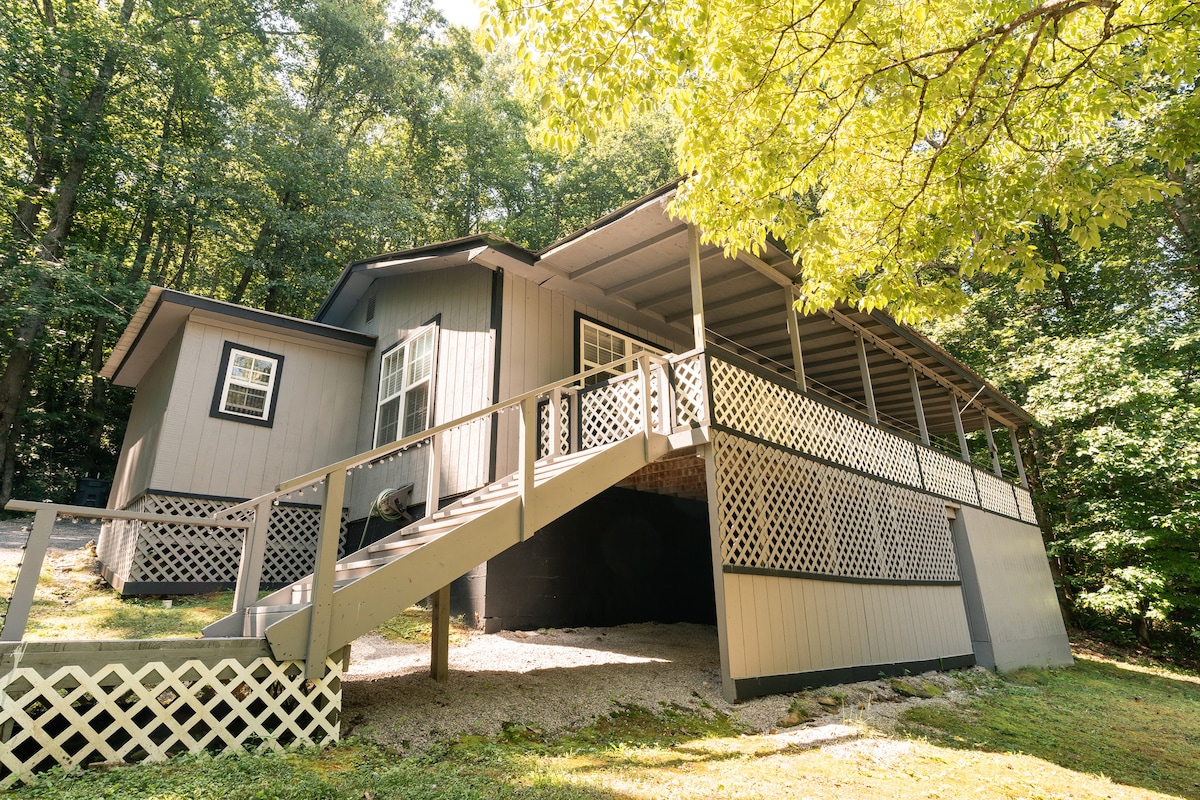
top-left (579, 376), bottom-right (644, 450)
top-left (976, 470), bottom-right (1020, 519)
top-left (709, 357), bottom-right (923, 487)
top-left (916, 448), bottom-right (980, 506)
top-left (106, 494), bottom-right (345, 589)
top-left (672, 354), bottom-right (708, 427)
top-left (713, 432), bottom-right (959, 583)
top-left (537, 395), bottom-right (573, 458)
top-left (0, 649), bottom-right (341, 788)
top-left (1016, 488), bottom-right (1038, 524)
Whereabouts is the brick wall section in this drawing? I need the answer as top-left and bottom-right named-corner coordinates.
top-left (617, 447), bottom-right (708, 501)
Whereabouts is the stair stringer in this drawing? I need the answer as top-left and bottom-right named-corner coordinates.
top-left (262, 432), bottom-right (670, 662)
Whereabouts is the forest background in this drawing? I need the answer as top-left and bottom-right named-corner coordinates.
top-left (1, 0), bottom-right (1197, 657)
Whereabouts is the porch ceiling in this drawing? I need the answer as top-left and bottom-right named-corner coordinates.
top-left (538, 187), bottom-right (1032, 436)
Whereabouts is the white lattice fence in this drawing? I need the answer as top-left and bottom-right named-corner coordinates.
top-left (712, 431), bottom-right (959, 583)
top-left (1015, 488), bottom-right (1038, 525)
top-left (671, 353), bottom-right (708, 427)
top-left (579, 375), bottom-right (645, 450)
top-left (0, 641), bottom-right (341, 788)
top-left (102, 493), bottom-right (346, 591)
top-left (975, 471), bottom-right (1021, 519)
top-left (537, 395), bottom-right (572, 458)
top-left (916, 448), bottom-right (980, 506)
top-left (709, 357), bottom-right (924, 487)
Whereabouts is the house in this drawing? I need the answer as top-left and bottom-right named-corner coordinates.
top-left (96, 182), bottom-right (1072, 701)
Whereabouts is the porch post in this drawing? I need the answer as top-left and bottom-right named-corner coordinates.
top-left (982, 412), bottom-right (1003, 477)
top-left (908, 366), bottom-right (930, 446)
top-left (1009, 426), bottom-right (1030, 489)
top-left (430, 584), bottom-right (450, 681)
top-left (688, 225), bottom-right (706, 350)
top-left (785, 287), bottom-right (807, 392)
top-left (950, 393), bottom-right (970, 461)
top-left (856, 333), bottom-right (878, 424)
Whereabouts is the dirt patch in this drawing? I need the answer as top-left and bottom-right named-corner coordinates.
top-left (342, 622), bottom-right (995, 752)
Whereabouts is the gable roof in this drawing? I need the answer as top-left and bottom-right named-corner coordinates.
top-left (101, 287), bottom-right (375, 387)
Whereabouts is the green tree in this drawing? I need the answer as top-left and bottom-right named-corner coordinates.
top-left (926, 189), bottom-right (1200, 648)
top-left (485, 0), bottom-right (1200, 319)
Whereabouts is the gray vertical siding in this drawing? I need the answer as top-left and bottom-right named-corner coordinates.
top-left (107, 330), bottom-right (185, 509)
top-left (952, 505), bottom-right (1073, 670)
top-left (344, 265), bottom-right (496, 519)
top-left (493, 272), bottom-right (690, 477)
top-left (149, 319), bottom-right (366, 501)
top-left (721, 574), bottom-right (972, 681)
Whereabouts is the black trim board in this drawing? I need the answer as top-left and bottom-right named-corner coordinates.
top-left (732, 654), bottom-right (976, 699)
top-left (724, 564), bottom-right (961, 587)
top-left (488, 269), bottom-right (504, 483)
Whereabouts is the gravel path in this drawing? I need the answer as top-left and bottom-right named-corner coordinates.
top-left (0, 515), bottom-right (101, 556)
top-left (342, 622), bottom-right (987, 753)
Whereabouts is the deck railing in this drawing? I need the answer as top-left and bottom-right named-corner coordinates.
top-left (706, 347), bottom-right (1037, 524)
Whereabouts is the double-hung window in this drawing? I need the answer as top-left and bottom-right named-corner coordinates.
top-left (376, 324), bottom-right (437, 446)
top-left (211, 342), bottom-right (283, 426)
top-left (579, 317), bottom-right (665, 385)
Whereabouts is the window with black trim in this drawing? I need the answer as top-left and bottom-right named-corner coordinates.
top-left (579, 317), bottom-right (665, 385)
top-left (375, 323), bottom-right (437, 446)
top-left (210, 342), bottom-right (283, 427)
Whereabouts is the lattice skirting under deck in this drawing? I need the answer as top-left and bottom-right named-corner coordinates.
top-left (0, 640), bottom-right (342, 788)
top-left (712, 430), bottom-right (960, 584)
top-left (98, 492), bottom-right (347, 595)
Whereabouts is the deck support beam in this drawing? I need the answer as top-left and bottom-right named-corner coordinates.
top-left (785, 288), bottom-right (807, 392)
top-left (430, 584), bottom-right (450, 681)
top-left (908, 367), bottom-right (930, 446)
top-left (950, 393), bottom-right (970, 461)
top-left (1010, 427), bottom-right (1030, 489)
top-left (688, 225), bottom-right (706, 350)
top-left (982, 413), bottom-right (1003, 477)
top-left (232, 498), bottom-right (273, 633)
top-left (856, 333), bottom-right (878, 424)
top-left (306, 467), bottom-right (346, 679)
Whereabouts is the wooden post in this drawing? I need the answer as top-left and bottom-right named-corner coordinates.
top-left (950, 393), bottom-right (970, 461)
top-left (856, 333), bottom-right (878, 424)
top-left (982, 413), bottom-right (1003, 477)
top-left (426, 430), bottom-right (442, 517)
top-left (785, 288), bottom-right (807, 392)
top-left (518, 396), bottom-right (536, 541)
top-left (566, 389), bottom-right (579, 454)
top-left (430, 584), bottom-right (450, 681)
top-left (548, 387), bottom-right (563, 457)
top-left (688, 225), bottom-right (706, 350)
top-left (1009, 426), bottom-right (1030, 489)
top-left (1, 507), bottom-right (56, 642)
top-left (306, 468), bottom-right (345, 679)
top-left (638, 353), bottom-right (653, 444)
top-left (232, 498), bottom-right (273, 631)
top-left (908, 366), bottom-right (930, 446)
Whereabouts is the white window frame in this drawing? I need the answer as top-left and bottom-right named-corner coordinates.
top-left (375, 323), bottom-right (438, 446)
top-left (211, 343), bottom-right (283, 427)
top-left (579, 317), bottom-right (665, 385)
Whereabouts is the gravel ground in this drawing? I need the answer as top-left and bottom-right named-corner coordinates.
top-left (0, 515), bottom-right (984, 753)
top-left (0, 515), bottom-right (102, 556)
top-left (342, 621), bottom-right (989, 753)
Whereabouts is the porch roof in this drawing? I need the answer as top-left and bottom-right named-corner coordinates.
top-left (535, 184), bottom-right (1033, 435)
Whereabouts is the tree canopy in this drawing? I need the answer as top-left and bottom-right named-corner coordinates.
top-left (485, 0), bottom-right (1200, 319)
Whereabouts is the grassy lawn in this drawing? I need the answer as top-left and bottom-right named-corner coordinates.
top-left (5, 651), bottom-right (1198, 799)
top-left (4, 548), bottom-right (1198, 798)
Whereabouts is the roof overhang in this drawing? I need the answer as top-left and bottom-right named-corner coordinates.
top-left (101, 287), bottom-right (376, 387)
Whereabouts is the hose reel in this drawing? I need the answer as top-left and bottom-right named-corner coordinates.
top-left (374, 483), bottom-right (415, 524)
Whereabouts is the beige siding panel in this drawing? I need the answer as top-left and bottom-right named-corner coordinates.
top-left (345, 266), bottom-right (494, 518)
top-left (955, 505), bottom-right (1072, 669)
top-left (149, 319), bottom-right (366, 501)
top-left (723, 573), bottom-right (972, 680)
top-left (108, 331), bottom-right (184, 509)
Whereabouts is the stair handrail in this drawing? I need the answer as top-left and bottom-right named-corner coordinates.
top-left (215, 351), bottom-right (677, 670)
top-left (214, 351), bottom-right (671, 519)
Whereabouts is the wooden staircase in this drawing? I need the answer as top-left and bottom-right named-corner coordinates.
top-left (196, 351), bottom-right (704, 673)
top-left (203, 433), bottom-right (668, 660)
